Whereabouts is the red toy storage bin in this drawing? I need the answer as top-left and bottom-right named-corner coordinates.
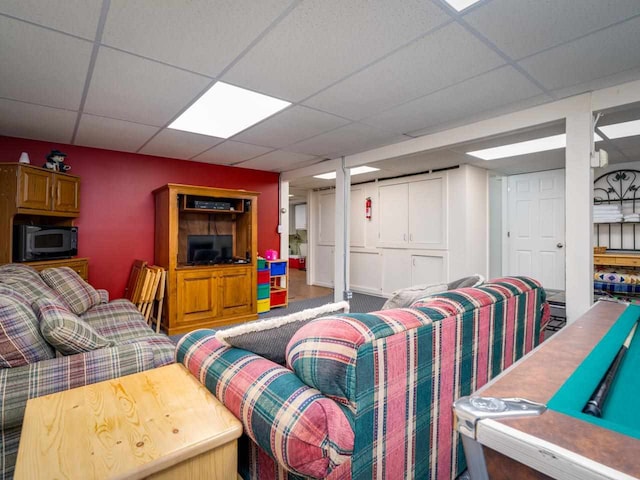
top-left (270, 289), bottom-right (287, 307)
top-left (257, 269), bottom-right (270, 284)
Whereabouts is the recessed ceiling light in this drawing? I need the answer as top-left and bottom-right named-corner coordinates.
top-left (313, 166), bottom-right (380, 180)
top-left (443, 0), bottom-right (481, 12)
top-left (598, 119), bottom-right (640, 140)
top-left (467, 134), bottom-right (567, 160)
top-left (169, 82), bottom-right (291, 138)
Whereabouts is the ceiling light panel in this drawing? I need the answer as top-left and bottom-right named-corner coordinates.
top-left (313, 166), bottom-right (380, 180)
top-left (169, 82), bottom-right (291, 138)
top-left (598, 119), bottom-right (640, 140)
top-left (443, 0), bottom-right (481, 12)
top-left (467, 134), bottom-right (567, 160)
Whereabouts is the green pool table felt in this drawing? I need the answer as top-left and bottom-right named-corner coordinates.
top-left (548, 303), bottom-right (640, 440)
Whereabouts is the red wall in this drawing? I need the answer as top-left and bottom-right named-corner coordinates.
top-left (0, 136), bottom-right (281, 297)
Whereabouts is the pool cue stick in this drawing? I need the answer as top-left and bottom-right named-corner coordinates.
top-left (583, 322), bottom-right (638, 417)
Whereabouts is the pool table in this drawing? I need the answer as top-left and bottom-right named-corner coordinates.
top-left (454, 300), bottom-right (640, 480)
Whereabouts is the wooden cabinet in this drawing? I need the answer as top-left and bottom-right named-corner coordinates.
top-left (154, 184), bottom-right (259, 335)
top-left (0, 163), bottom-right (81, 265)
top-left (14, 164), bottom-right (80, 215)
top-left (27, 257), bottom-right (89, 281)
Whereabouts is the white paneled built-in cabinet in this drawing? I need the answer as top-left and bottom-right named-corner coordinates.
top-left (294, 203), bottom-right (307, 230)
top-left (310, 165), bottom-right (488, 297)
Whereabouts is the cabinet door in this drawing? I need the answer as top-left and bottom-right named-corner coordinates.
top-left (176, 270), bottom-right (217, 325)
top-left (408, 178), bottom-right (446, 248)
top-left (294, 203), bottom-right (307, 230)
top-left (378, 183), bottom-right (408, 245)
top-left (350, 188), bottom-right (366, 247)
top-left (411, 254), bottom-right (445, 286)
top-left (18, 167), bottom-right (51, 210)
top-left (217, 267), bottom-right (254, 318)
top-left (381, 249), bottom-right (411, 295)
top-left (53, 174), bottom-right (80, 213)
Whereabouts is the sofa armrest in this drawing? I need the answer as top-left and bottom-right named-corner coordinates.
top-left (177, 330), bottom-right (354, 479)
top-left (0, 343), bottom-right (155, 430)
top-left (96, 289), bottom-right (109, 304)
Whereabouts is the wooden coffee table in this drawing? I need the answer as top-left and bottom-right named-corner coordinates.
top-left (14, 363), bottom-right (242, 479)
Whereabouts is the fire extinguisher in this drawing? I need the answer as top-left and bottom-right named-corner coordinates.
top-left (365, 197), bottom-right (372, 220)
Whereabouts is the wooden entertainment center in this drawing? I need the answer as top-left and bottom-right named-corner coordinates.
top-left (153, 184), bottom-right (259, 335)
top-left (0, 163), bottom-right (87, 275)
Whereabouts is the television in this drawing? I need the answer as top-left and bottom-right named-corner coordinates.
top-left (187, 234), bottom-right (233, 264)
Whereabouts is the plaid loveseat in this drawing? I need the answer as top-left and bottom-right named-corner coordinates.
top-left (0, 263), bottom-right (175, 479)
top-left (177, 276), bottom-right (549, 480)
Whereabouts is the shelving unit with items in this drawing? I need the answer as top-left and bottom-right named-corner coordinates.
top-left (267, 259), bottom-right (288, 309)
top-left (257, 258), bottom-right (270, 314)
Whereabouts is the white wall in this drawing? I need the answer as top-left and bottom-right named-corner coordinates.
top-left (489, 176), bottom-right (504, 279)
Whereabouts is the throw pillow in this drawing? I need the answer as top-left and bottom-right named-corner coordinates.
top-left (382, 282), bottom-right (448, 310)
top-left (0, 294), bottom-right (55, 367)
top-left (215, 301), bottom-right (350, 365)
top-left (33, 297), bottom-right (114, 355)
top-left (40, 267), bottom-right (101, 315)
top-left (447, 274), bottom-right (485, 290)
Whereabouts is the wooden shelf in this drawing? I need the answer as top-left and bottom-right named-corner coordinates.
top-left (594, 253), bottom-right (640, 268)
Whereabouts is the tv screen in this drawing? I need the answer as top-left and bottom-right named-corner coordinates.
top-left (187, 235), bottom-right (233, 264)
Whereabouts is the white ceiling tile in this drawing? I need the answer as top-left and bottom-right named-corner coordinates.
top-left (232, 106), bottom-right (350, 148)
top-left (139, 128), bottom-right (224, 159)
top-left (363, 66), bottom-right (543, 135)
top-left (465, 0), bottom-right (640, 60)
top-left (303, 23), bottom-right (504, 120)
top-left (0, 16), bottom-right (92, 109)
top-left (552, 67), bottom-right (640, 102)
top-left (235, 150), bottom-right (319, 172)
top-left (0, 0), bottom-right (103, 40)
top-left (84, 47), bottom-right (211, 126)
top-left (519, 17), bottom-right (640, 92)
top-left (222, 0), bottom-right (450, 101)
top-left (75, 114), bottom-right (158, 152)
top-left (102, 0), bottom-right (291, 76)
top-left (0, 98), bottom-right (75, 144)
top-left (286, 123), bottom-right (409, 157)
top-left (193, 141), bottom-right (274, 165)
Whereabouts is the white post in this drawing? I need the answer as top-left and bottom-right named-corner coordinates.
top-left (279, 179), bottom-right (289, 261)
top-left (334, 158), bottom-right (351, 302)
top-left (565, 94), bottom-right (594, 322)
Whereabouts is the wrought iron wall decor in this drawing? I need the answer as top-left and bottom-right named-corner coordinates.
top-left (594, 169), bottom-right (640, 251)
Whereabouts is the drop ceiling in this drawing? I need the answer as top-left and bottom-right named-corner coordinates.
top-left (2, 0), bottom-right (640, 184)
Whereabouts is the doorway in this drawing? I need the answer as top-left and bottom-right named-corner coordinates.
top-left (505, 169), bottom-right (566, 291)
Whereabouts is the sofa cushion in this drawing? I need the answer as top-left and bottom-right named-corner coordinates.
top-left (214, 301), bottom-right (350, 364)
top-left (0, 294), bottom-right (55, 367)
top-left (40, 267), bottom-right (101, 315)
top-left (381, 282), bottom-right (448, 310)
top-left (33, 298), bottom-right (114, 355)
top-left (0, 265), bottom-right (61, 304)
top-left (82, 300), bottom-right (156, 341)
top-left (177, 331), bottom-right (354, 479)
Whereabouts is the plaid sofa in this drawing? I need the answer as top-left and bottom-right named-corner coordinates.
top-left (177, 276), bottom-right (549, 480)
top-left (0, 263), bottom-right (175, 479)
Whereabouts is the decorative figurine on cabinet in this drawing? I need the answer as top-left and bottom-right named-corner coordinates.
top-left (43, 150), bottom-right (71, 172)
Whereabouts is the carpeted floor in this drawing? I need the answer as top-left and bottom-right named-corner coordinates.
top-left (169, 291), bottom-right (387, 344)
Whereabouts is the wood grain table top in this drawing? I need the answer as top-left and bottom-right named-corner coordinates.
top-left (14, 363), bottom-right (242, 480)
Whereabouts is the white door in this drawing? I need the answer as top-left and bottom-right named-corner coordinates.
top-left (507, 170), bottom-right (565, 290)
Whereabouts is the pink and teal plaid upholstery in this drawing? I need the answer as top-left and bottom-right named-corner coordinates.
top-left (0, 343), bottom-right (156, 479)
top-left (40, 267), bottom-right (101, 315)
top-left (0, 295), bottom-right (54, 367)
top-left (32, 297), bottom-right (114, 355)
top-left (177, 277), bottom-right (548, 480)
top-left (177, 332), bottom-right (354, 479)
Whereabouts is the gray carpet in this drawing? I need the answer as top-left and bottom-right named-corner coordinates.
top-left (169, 292), bottom-right (387, 343)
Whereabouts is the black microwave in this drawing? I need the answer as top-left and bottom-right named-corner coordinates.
top-left (13, 225), bottom-right (78, 262)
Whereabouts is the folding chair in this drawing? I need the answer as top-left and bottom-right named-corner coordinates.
top-left (124, 259), bottom-right (147, 301)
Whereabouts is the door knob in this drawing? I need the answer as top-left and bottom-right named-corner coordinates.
top-left (556, 243), bottom-right (564, 248)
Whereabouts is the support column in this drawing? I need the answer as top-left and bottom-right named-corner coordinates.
top-left (565, 95), bottom-right (593, 322)
top-left (334, 158), bottom-right (351, 302)
top-left (279, 179), bottom-right (289, 260)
